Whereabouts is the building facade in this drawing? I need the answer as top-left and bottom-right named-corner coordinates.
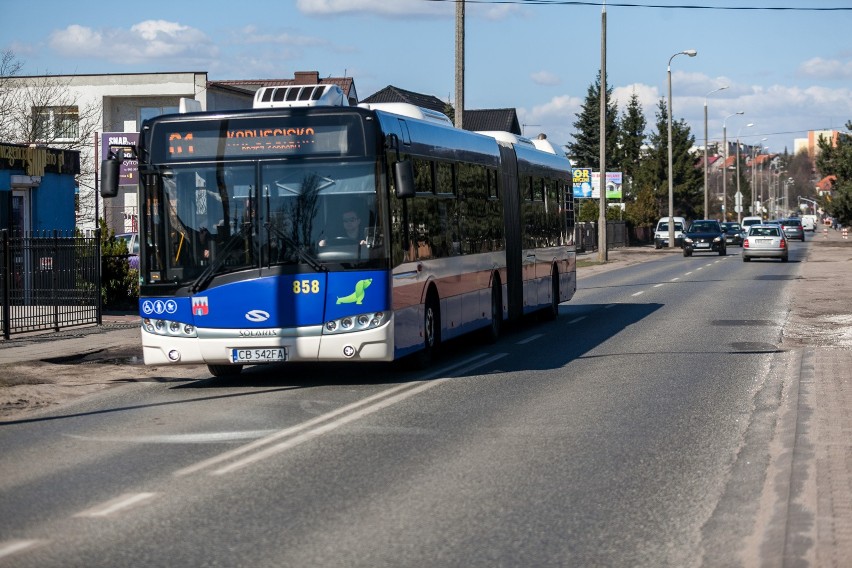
top-left (0, 142), bottom-right (80, 235)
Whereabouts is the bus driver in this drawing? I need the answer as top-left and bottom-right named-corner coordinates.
top-left (320, 209), bottom-right (367, 246)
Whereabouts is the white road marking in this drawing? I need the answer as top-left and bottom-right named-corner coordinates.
top-left (604, 304), bottom-right (617, 309)
top-left (631, 291), bottom-right (644, 297)
top-left (517, 334), bottom-right (543, 345)
top-left (209, 353), bottom-right (508, 475)
top-left (74, 492), bottom-right (158, 518)
top-left (175, 353), bottom-right (498, 477)
top-left (568, 316), bottom-right (586, 324)
top-left (0, 540), bottom-right (44, 560)
top-left (653, 283), bottom-right (664, 288)
top-left (670, 277), bottom-right (680, 281)
top-left (685, 272), bottom-right (693, 276)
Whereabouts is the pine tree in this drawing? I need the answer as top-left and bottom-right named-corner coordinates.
top-left (636, 99), bottom-right (702, 219)
top-left (566, 71), bottom-right (619, 171)
top-left (616, 91), bottom-right (647, 199)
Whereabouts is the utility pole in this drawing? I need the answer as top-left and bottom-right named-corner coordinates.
top-left (454, 0), bottom-right (464, 129)
top-left (598, 2), bottom-right (607, 262)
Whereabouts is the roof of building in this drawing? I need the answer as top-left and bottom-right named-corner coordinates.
top-left (816, 175), bottom-right (836, 192)
top-left (360, 85), bottom-right (447, 114)
top-left (462, 109), bottom-right (521, 135)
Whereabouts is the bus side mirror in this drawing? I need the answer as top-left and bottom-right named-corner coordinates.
top-left (394, 160), bottom-right (415, 199)
top-left (100, 158), bottom-right (120, 198)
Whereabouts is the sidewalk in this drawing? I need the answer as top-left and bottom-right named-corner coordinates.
top-left (0, 313), bottom-right (140, 366)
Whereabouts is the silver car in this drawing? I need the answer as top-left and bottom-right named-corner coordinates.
top-left (742, 224), bottom-right (788, 262)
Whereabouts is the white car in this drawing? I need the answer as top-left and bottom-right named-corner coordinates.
top-left (654, 216), bottom-right (686, 249)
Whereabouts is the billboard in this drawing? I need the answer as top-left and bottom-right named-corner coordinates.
top-left (101, 132), bottom-right (139, 185)
top-left (572, 168), bottom-right (593, 198)
top-left (591, 171), bottom-right (623, 200)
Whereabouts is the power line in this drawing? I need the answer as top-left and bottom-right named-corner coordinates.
top-left (425, 0), bottom-right (851, 10)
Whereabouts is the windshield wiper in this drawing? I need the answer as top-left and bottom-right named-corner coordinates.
top-left (189, 223), bottom-right (252, 293)
top-left (264, 221), bottom-right (326, 272)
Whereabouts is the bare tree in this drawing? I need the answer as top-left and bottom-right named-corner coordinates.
top-left (0, 49), bottom-right (102, 227)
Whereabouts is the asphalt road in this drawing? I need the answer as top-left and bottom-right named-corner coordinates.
top-left (0, 243), bottom-right (812, 566)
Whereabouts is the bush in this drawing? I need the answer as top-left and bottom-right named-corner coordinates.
top-left (99, 220), bottom-right (139, 311)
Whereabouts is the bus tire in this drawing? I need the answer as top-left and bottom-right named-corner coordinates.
top-left (417, 291), bottom-right (441, 367)
top-left (208, 364), bottom-right (243, 377)
top-left (543, 268), bottom-right (560, 321)
top-left (485, 276), bottom-right (502, 343)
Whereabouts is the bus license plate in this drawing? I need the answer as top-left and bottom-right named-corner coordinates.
top-left (232, 348), bottom-right (287, 363)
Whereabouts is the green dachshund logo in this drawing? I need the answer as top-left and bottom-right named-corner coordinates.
top-left (336, 278), bottom-right (372, 305)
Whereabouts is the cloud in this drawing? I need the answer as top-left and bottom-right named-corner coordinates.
top-left (49, 25), bottom-right (104, 57)
top-left (531, 71), bottom-right (561, 87)
top-left (517, 94), bottom-right (585, 144)
top-left (798, 57), bottom-right (852, 80)
top-left (48, 21), bottom-right (218, 66)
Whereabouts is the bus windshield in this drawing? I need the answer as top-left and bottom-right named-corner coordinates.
top-left (142, 158), bottom-right (383, 286)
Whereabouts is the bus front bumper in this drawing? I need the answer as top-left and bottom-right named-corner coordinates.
top-left (141, 320), bottom-right (394, 366)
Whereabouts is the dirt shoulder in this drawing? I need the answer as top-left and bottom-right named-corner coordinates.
top-left (0, 325), bottom-right (206, 420)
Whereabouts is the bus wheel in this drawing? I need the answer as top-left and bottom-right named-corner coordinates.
top-left (208, 364), bottom-right (243, 377)
top-left (417, 292), bottom-right (441, 367)
top-left (543, 269), bottom-right (560, 321)
top-left (485, 278), bottom-right (502, 343)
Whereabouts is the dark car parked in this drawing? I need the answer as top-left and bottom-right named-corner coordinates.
top-left (720, 222), bottom-right (744, 246)
top-left (778, 218), bottom-right (805, 241)
top-left (683, 220), bottom-right (726, 257)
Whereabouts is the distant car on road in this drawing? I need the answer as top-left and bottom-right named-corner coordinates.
top-left (778, 218), bottom-right (805, 241)
top-left (743, 224), bottom-right (788, 262)
top-left (801, 214), bottom-right (817, 232)
top-left (683, 219), bottom-right (726, 257)
top-left (741, 215), bottom-right (763, 234)
top-left (720, 222), bottom-right (744, 246)
top-left (654, 216), bottom-right (686, 249)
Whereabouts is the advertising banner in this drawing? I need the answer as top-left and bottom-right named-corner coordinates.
top-left (572, 168), bottom-right (593, 198)
top-left (591, 171), bottom-right (623, 200)
top-left (592, 172), bottom-right (622, 201)
top-left (101, 132), bottom-right (139, 185)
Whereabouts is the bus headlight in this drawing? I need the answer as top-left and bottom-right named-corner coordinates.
top-left (141, 318), bottom-right (198, 338)
top-left (323, 311), bottom-right (386, 335)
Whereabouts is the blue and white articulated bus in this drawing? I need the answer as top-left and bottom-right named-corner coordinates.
top-left (100, 84), bottom-right (575, 377)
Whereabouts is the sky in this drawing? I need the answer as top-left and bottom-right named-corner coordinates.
top-left (2, 0), bottom-right (851, 163)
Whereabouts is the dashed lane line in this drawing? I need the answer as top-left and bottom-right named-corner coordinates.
top-left (74, 492), bottom-right (158, 518)
top-left (0, 540), bottom-right (45, 560)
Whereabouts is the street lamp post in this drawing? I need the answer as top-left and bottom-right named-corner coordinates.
top-left (735, 122), bottom-right (753, 223)
top-left (721, 111), bottom-right (744, 221)
top-left (704, 86), bottom-right (728, 219)
top-left (667, 49), bottom-right (697, 247)
top-left (751, 138), bottom-right (767, 217)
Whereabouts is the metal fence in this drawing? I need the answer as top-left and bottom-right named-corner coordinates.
top-left (575, 221), bottom-right (629, 252)
top-left (1, 229), bottom-right (101, 339)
